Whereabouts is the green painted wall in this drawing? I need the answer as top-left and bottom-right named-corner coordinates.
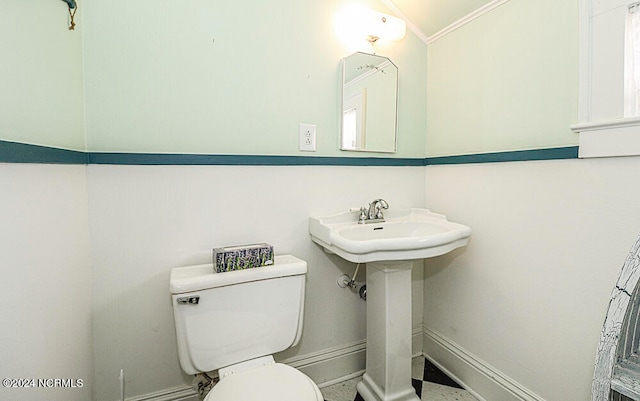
top-left (1, 0), bottom-right (582, 159)
top-left (1, 0), bottom-right (426, 158)
top-left (426, 0), bottom-right (579, 157)
top-left (0, 0), bottom-right (85, 151)
top-left (81, 0), bottom-right (427, 157)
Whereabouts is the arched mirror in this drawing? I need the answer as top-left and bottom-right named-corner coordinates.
top-left (340, 52), bottom-right (398, 153)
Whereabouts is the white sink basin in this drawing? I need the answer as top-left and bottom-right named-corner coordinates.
top-left (309, 208), bottom-right (471, 263)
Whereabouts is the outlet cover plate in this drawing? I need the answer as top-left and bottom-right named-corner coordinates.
top-left (299, 123), bottom-right (316, 152)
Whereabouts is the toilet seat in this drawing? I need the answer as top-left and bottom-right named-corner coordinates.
top-left (205, 360), bottom-right (323, 401)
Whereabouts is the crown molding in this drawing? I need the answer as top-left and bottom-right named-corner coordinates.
top-left (426, 0), bottom-right (512, 45)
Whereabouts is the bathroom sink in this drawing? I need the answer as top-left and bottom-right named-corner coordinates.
top-left (309, 208), bottom-right (471, 263)
top-left (310, 207), bottom-right (471, 401)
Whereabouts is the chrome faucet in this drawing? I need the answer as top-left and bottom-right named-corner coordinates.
top-left (358, 199), bottom-right (389, 224)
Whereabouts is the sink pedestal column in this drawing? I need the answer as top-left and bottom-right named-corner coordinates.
top-left (356, 260), bottom-right (420, 401)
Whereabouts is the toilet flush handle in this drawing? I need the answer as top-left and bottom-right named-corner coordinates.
top-left (177, 296), bottom-right (200, 305)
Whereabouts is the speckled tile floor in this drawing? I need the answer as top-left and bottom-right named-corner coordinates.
top-left (320, 357), bottom-right (478, 401)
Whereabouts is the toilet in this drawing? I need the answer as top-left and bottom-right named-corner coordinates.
top-left (170, 254), bottom-right (323, 401)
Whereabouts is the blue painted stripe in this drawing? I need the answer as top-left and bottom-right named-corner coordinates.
top-left (0, 140), bottom-right (579, 166)
top-left (0, 140), bottom-right (87, 164)
top-left (87, 152), bottom-right (426, 166)
top-left (425, 146), bottom-right (579, 165)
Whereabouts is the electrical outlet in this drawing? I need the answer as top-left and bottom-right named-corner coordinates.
top-left (299, 123), bottom-right (316, 152)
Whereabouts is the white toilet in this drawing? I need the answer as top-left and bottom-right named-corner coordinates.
top-left (170, 254), bottom-right (323, 401)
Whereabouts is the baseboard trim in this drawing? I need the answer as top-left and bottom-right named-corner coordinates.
top-left (122, 327), bottom-right (540, 401)
top-left (412, 324), bottom-right (424, 358)
top-left (423, 326), bottom-right (545, 401)
top-left (124, 385), bottom-right (198, 401)
top-left (121, 326), bottom-right (424, 401)
top-left (282, 339), bottom-right (367, 387)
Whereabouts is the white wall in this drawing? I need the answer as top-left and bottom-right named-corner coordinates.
top-left (421, 1), bottom-right (604, 396)
top-left (423, 157), bottom-right (640, 400)
top-left (5, 1), bottom-right (617, 401)
top-left (0, 2), bottom-right (90, 398)
top-left (87, 164), bottom-right (425, 400)
top-left (587, 0), bottom-right (627, 121)
top-left (0, 164), bottom-right (92, 401)
top-left (0, 1), bottom-right (429, 399)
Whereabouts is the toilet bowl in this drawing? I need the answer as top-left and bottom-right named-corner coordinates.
top-left (170, 255), bottom-right (322, 401)
top-left (205, 356), bottom-right (323, 401)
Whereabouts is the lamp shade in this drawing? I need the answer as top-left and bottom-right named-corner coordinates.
top-left (363, 9), bottom-right (406, 42)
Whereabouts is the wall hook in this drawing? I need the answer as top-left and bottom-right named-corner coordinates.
top-left (60, 0), bottom-right (78, 30)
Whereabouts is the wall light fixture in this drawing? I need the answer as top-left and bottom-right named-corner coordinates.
top-left (335, 6), bottom-right (406, 53)
top-left (363, 9), bottom-right (406, 44)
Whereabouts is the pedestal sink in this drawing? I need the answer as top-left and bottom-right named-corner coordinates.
top-left (309, 208), bottom-right (471, 401)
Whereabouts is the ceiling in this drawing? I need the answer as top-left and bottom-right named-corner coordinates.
top-left (388, 0), bottom-right (497, 39)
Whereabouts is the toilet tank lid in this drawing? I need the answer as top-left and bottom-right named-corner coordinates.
top-left (170, 254), bottom-right (307, 294)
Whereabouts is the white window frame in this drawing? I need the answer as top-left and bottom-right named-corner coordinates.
top-left (572, 0), bottom-right (640, 158)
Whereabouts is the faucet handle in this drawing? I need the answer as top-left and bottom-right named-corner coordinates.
top-left (358, 207), bottom-right (368, 224)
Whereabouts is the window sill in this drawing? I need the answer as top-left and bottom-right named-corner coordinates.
top-left (571, 117), bottom-right (640, 158)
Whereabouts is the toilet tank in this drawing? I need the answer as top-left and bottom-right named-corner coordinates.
top-left (170, 255), bottom-right (307, 375)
